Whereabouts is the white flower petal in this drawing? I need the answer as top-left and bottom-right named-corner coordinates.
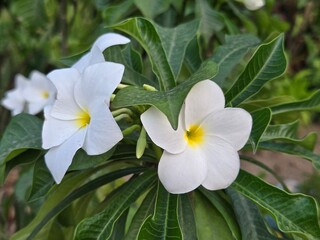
top-left (1, 89), bottom-right (25, 115)
top-left (50, 99), bottom-right (83, 120)
top-left (42, 106), bottom-right (81, 149)
top-left (141, 107), bottom-right (186, 154)
top-left (202, 108), bottom-right (252, 150)
top-left (15, 74), bottom-right (29, 89)
top-left (244, 0), bottom-right (265, 10)
top-left (185, 80), bottom-right (225, 126)
top-left (201, 137), bottom-right (240, 190)
top-left (45, 127), bottom-right (87, 184)
top-left (74, 62), bottom-right (124, 109)
top-left (93, 33), bottom-right (130, 52)
top-left (158, 148), bottom-right (207, 194)
top-left (72, 33), bottom-right (130, 72)
top-left (82, 100), bottom-right (122, 155)
top-left (29, 71), bottom-right (50, 90)
top-left (23, 87), bottom-right (44, 103)
top-left (28, 101), bottom-right (47, 115)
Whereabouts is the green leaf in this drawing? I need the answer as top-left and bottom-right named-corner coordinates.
top-left (259, 142), bottom-right (320, 170)
top-left (155, 20), bottom-right (200, 79)
top-left (271, 90), bottom-right (320, 114)
top-left (185, 37), bottom-right (202, 73)
top-left (227, 189), bottom-right (280, 240)
top-left (261, 121), bottom-right (317, 150)
top-left (249, 108), bottom-right (272, 152)
top-left (194, 191), bottom-right (235, 240)
top-left (199, 188), bottom-right (241, 240)
top-left (231, 170), bottom-right (320, 239)
top-left (210, 34), bottom-right (260, 88)
top-left (225, 34), bottom-right (287, 106)
top-left (0, 114), bottom-right (42, 165)
top-left (113, 17), bottom-right (175, 90)
top-left (134, 0), bottom-right (171, 19)
top-left (177, 194), bottom-right (197, 240)
top-left (74, 170), bottom-right (157, 240)
top-left (12, 166), bottom-right (146, 240)
top-left (102, 0), bottom-right (135, 24)
top-left (137, 182), bottom-right (182, 240)
top-left (125, 187), bottom-right (157, 240)
top-left (112, 61), bottom-right (218, 129)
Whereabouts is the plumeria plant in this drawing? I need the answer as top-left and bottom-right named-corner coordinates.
top-left (1, 16), bottom-right (320, 240)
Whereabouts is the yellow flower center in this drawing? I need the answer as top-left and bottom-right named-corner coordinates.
top-left (184, 124), bottom-right (204, 148)
top-left (42, 91), bottom-right (49, 99)
top-left (76, 110), bottom-right (91, 128)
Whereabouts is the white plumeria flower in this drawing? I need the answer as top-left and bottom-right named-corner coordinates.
top-left (243, 0), bottom-right (265, 11)
top-left (23, 70), bottom-right (56, 115)
top-left (141, 80), bottom-right (252, 194)
top-left (72, 33), bottom-right (130, 73)
top-left (42, 62), bottom-right (124, 183)
top-left (1, 74), bottom-right (29, 116)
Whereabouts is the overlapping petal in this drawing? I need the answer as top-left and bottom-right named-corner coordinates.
top-left (45, 127), bottom-right (87, 184)
top-left (201, 108), bottom-right (252, 150)
top-left (141, 107), bottom-right (186, 154)
top-left (201, 136), bottom-right (240, 190)
top-left (184, 80), bottom-right (225, 126)
top-left (158, 148), bottom-right (207, 194)
top-left (82, 100), bottom-right (123, 155)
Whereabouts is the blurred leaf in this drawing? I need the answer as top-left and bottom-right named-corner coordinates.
top-left (155, 20), bottom-right (200, 79)
top-left (137, 182), bottom-right (182, 240)
top-left (0, 114), bottom-right (42, 165)
top-left (185, 37), bottom-right (202, 73)
top-left (211, 34), bottom-right (260, 88)
top-left (259, 142), bottom-right (320, 170)
top-left (112, 61), bottom-right (218, 129)
top-left (102, 0), bottom-right (135, 24)
top-left (134, 0), bottom-right (171, 19)
top-left (226, 34), bottom-right (287, 106)
top-left (194, 191), bottom-right (234, 240)
top-left (178, 194), bottom-right (197, 240)
top-left (113, 17), bottom-right (175, 90)
top-left (74, 170), bottom-right (157, 240)
top-left (261, 121), bottom-right (317, 150)
top-left (125, 187), bottom-right (157, 240)
top-left (249, 108), bottom-right (272, 152)
top-left (231, 170), bottom-right (320, 239)
top-left (199, 188), bottom-right (241, 240)
top-left (227, 189), bottom-right (280, 240)
top-left (271, 90), bottom-right (320, 114)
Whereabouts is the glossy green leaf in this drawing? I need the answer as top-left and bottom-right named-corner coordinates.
top-left (177, 194), bottom-right (197, 240)
top-left (194, 191), bottom-right (235, 240)
top-left (210, 34), bottom-right (260, 88)
top-left (225, 34), bottom-right (287, 106)
top-left (231, 170), bottom-right (320, 239)
top-left (112, 61), bottom-right (218, 129)
top-left (185, 37), bottom-right (202, 73)
top-left (74, 170), bottom-right (157, 240)
top-left (137, 182), bottom-right (182, 240)
top-left (227, 189), bottom-right (280, 240)
top-left (249, 108), bottom-right (272, 152)
top-left (0, 113), bottom-right (42, 165)
top-left (271, 90), bottom-right (320, 114)
top-left (109, 209), bottom-right (128, 240)
top-left (199, 188), bottom-right (241, 240)
top-left (155, 20), bottom-right (200, 79)
top-left (261, 121), bottom-right (317, 150)
top-left (113, 17), bottom-right (175, 90)
top-left (125, 187), bottom-right (157, 240)
top-left (259, 142), bottom-right (320, 170)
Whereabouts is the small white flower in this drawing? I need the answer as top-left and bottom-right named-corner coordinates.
top-left (42, 62), bottom-right (124, 183)
top-left (243, 0), bottom-right (265, 11)
top-left (23, 70), bottom-right (56, 115)
top-left (1, 74), bottom-right (29, 116)
top-left (141, 80), bottom-right (252, 194)
top-left (72, 33), bottom-right (130, 72)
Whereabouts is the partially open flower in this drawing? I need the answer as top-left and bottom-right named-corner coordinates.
top-left (141, 80), bottom-right (252, 194)
top-left (72, 33), bottom-right (130, 72)
top-left (1, 74), bottom-right (29, 116)
top-left (42, 62), bottom-right (124, 183)
top-left (243, 0), bottom-right (265, 11)
top-left (23, 70), bottom-right (56, 115)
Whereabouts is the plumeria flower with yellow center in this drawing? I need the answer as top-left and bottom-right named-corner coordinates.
top-left (23, 70), bottom-right (56, 115)
top-left (72, 33), bottom-right (130, 73)
top-left (1, 74), bottom-right (29, 116)
top-left (141, 80), bottom-right (252, 194)
top-left (42, 62), bottom-right (124, 183)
